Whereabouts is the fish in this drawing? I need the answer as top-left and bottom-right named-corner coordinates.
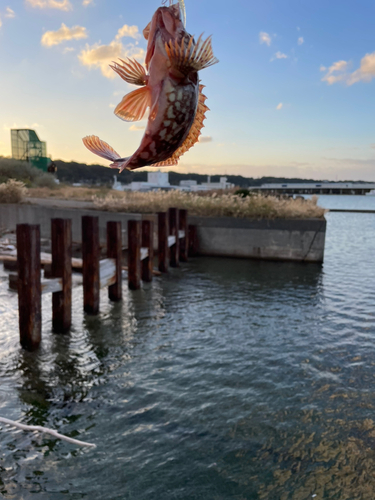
top-left (82, 1), bottom-right (218, 171)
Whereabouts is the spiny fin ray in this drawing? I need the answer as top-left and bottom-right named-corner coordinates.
top-left (165, 34), bottom-right (218, 75)
top-left (110, 58), bottom-right (147, 86)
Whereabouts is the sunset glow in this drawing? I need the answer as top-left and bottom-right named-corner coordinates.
top-left (1, 0), bottom-right (375, 179)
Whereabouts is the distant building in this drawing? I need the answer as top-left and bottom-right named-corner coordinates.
top-left (11, 129), bottom-right (51, 172)
top-left (199, 176), bottom-right (234, 191)
top-left (180, 180), bottom-right (198, 189)
top-left (253, 182), bottom-right (375, 195)
top-left (113, 172), bottom-right (235, 192)
top-left (179, 176), bottom-right (234, 191)
top-left (147, 171), bottom-right (169, 187)
top-left (113, 171), bottom-right (172, 192)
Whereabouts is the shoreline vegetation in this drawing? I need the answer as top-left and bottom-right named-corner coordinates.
top-left (0, 157), bottom-right (326, 219)
top-left (93, 191), bottom-right (326, 219)
top-left (0, 180), bottom-right (326, 220)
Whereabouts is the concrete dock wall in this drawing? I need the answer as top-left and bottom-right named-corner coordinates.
top-left (189, 216), bottom-right (326, 262)
top-left (0, 204), bottom-right (142, 246)
top-left (0, 204), bottom-right (326, 262)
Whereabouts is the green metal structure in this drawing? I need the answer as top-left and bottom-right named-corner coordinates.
top-left (11, 129), bottom-right (51, 172)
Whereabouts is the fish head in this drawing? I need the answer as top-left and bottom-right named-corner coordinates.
top-left (144, 3), bottom-right (186, 69)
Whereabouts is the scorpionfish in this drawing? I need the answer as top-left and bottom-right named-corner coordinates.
top-left (82, 1), bottom-right (218, 171)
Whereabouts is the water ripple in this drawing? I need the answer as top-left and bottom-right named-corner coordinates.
top-left (1, 208), bottom-right (375, 498)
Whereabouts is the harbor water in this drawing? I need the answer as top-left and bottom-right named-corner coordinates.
top-left (1, 195), bottom-right (375, 499)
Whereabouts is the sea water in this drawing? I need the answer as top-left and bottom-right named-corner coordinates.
top-left (1, 196), bottom-right (375, 499)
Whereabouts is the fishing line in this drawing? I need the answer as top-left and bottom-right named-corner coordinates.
top-left (161, 0), bottom-right (186, 27)
top-left (178, 0), bottom-right (186, 26)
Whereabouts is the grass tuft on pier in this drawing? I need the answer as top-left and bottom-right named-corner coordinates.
top-left (93, 190), bottom-right (326, 219)
top-left (0, 179), bottom-right (27, 203)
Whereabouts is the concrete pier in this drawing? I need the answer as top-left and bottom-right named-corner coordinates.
top-left (188, 216), bottom-right (326, 262)
top-left (0, 203), bottom-right (326, 262)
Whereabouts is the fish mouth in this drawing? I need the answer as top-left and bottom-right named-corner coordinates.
top-left (145, 6), bottom-right (182, 68)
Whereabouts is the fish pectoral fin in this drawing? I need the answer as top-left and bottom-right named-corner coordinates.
top-left (114, 86), bottom-right (151, 122)
top-left (110, 58), bottom-right (147, 86)
top-left (82, 135), bottom-right (122, 163)
top-left (165, 34), bottom-right (219, 76)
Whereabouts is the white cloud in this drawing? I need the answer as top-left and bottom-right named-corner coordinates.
top-left (347, 52), bottom-right (375, 85)
top-left (5, 7), bottom-right (15, 18)
top-left (0, 16), bottom-right (2, 29)
top-left (62, 46), bottom-right (75, 54)
top-left (78, 25), bottom-right (145, 78)
top-left (320, 54), bottom-right (375, 86)
top-left (82, 0), bottom-right (93, 5)
top-left (25, 0), bottom-right (72, 11)
top-left (115, 25), bottom-right (141, 41)
top-left (297, 37), bottom-right (304, 45)
top-left (199, 136), bottom-right (212, 143)
top-left (271, 51), bottom-right (287, 61)
top-left (109, 103), bottom-right (115, 108)
top-left (129, 124), bottom-right (145, 131)
top-left (41, 23), bottom-right (88, 47)
top-left (259, 32), bottom-right (271, 46)
top-left (276, 102), bottom-right (283, 110)
top-left (321, 60), bottom-right (350, 84)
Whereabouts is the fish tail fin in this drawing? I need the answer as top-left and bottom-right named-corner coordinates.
top-left (109, 158), bottom-right (132, 172)
top-left (165, 34), bottom-right (219, 75)
top-left (82, 135), bottom-right (122, 163)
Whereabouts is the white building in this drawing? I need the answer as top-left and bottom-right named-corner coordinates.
top-left (147, 171), bottom-right (169, 187)
top-left (113, 172), bottom-right (234, 192)
top-left (113, 171), bottom-right (172, 192)
top-left (180, 180), bottom-right (198, 188)
top-left (179, 176), bottom-right (234, 192)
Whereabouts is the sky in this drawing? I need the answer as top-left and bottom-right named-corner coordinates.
top-left (1, 0), bottom-right (375, 180)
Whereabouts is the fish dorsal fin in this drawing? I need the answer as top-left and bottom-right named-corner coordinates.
top-left (165, 34), bottom-right (219, 76)
top-left (114, 86), bottom-right (151, 122)
top-left (152, 84), bottom-right (209, 167)
top-left (110, 58), bottom-right (147, 86)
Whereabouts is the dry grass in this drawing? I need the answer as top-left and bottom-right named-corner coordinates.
top-left (0, 179), bottom-right (27, 203)
top-left (27, 185), bottom-right (115, 200)
top-left (93, 190), bottom-right (326, 219)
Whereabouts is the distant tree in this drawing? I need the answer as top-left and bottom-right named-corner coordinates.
top-left (48, 158), bottom-right (336, 187)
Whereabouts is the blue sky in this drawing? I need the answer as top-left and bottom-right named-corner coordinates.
top-left (1, 0), bottom-right (375, 180)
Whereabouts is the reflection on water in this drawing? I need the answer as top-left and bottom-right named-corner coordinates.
top-left (1, 209), bottom-right (375, 498)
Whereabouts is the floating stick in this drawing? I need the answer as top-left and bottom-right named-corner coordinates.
top-left (0, 417), bottom-right (96, 448)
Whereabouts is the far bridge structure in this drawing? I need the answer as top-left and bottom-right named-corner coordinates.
top-left (251, 182), bottom-right (375, 196)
